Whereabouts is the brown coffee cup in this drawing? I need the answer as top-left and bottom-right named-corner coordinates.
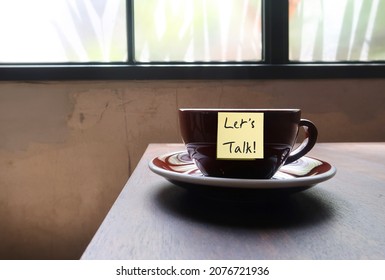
top-left (179, 108), bottom-right (318, 179)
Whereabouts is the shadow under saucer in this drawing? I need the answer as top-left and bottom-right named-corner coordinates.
top-left (153, 183), bottom-right (336, 230)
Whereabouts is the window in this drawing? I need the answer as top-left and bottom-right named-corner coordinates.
top-left (0, 0), bottom-right (127, 63)
top-left (134, 0), bottom-right (262, 62)
top-left (0, 0), bottom-right (384, 80)
top-left (289, 0), bottom-right (385, 62)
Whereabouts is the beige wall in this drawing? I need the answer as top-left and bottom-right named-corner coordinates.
top-left (0, 79), bottom-right (384, 259)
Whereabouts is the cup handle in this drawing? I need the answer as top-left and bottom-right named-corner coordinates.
top-left (284, 119), bottom-right (318, 165)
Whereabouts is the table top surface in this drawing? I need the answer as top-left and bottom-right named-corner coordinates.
top-left (82, 143), bottom-right (385, 260)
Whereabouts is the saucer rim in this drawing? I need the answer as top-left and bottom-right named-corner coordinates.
top-left (149, 151), bottom-right (336, 190)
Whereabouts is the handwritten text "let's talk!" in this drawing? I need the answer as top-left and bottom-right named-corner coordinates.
top-left (217, 112), bottom-right (264, 160)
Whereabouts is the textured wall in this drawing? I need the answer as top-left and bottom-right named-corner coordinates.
top-left (0, 79), bottom-right (384, 259)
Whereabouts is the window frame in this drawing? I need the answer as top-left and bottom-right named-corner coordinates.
top-left (0, 0), bottom-right (384, 81)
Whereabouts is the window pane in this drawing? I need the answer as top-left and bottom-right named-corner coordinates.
top-left (0, 0), bottom-right (127, 63)
top-left (134, 0), bottom-right (261, 62)
top-left (289, 0), bottom-right (385, 62)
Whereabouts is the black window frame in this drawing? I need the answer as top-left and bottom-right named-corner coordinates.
top-left (0, 0), bottom-right (384, 81)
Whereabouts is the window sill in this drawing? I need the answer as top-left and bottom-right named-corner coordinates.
top-left (0, 63), bottom-right (384, 80)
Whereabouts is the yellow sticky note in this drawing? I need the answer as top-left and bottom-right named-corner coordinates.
top-left (217, 112), bottom-right (264, 159)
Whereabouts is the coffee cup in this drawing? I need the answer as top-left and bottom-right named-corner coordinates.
top-left (179, 108), bottom-right (318, 179)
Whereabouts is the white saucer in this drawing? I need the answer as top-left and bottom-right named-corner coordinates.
top-left (149, 151), bottom-right (336, 193)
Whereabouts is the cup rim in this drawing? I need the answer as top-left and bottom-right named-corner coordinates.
top-left (179, 108), bottom-right (301, 112)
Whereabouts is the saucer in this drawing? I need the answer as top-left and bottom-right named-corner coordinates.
top-left (149, 151), bottom-right (336, 195)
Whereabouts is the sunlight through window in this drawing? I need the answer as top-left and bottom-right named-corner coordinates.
top-left (134, 0), bottom-right (262, 62)
top-left (289, 0), bottom-right (385, 62)
top-left (0, 0), bottom-right (127, 63)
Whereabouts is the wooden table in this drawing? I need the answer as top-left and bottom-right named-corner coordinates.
top-left (81, 143), bottom-right (385, 260)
